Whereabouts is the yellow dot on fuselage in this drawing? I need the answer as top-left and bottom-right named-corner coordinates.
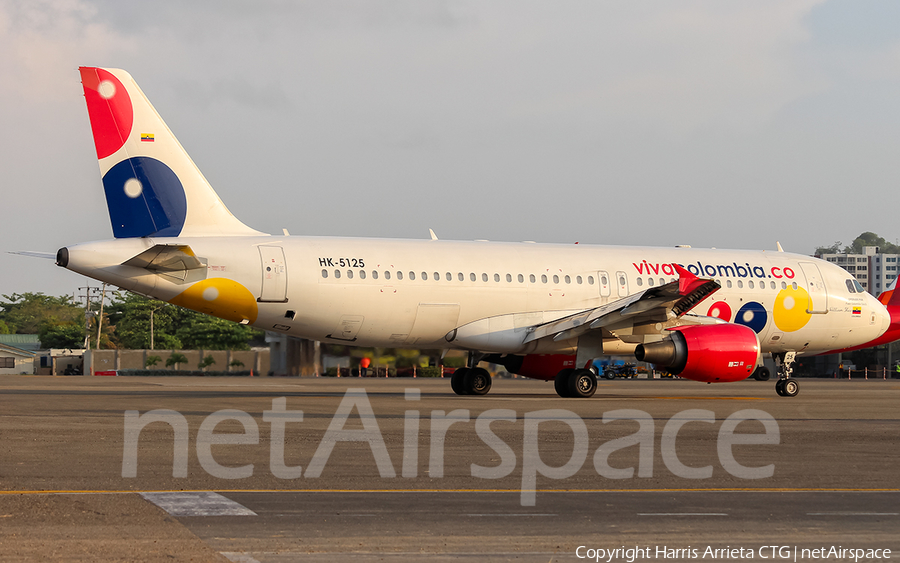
top-left (170, 278), bottom-right (258, 324)
top-left (773, 286), bottom-right (811, 332)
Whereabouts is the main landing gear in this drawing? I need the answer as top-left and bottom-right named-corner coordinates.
top-left (774, 351), bottom-right (799, 397)
top-left (554, 368), bottom-right (597, 398)
top-left (450, 367), bottom-right (492, 396)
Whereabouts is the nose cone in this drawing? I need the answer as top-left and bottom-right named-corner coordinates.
top-left (863, 293), bottom-right (896, 346)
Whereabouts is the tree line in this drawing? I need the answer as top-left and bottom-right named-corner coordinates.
top-left (815, 232), bottom-right (900, 256)
top-left (0, 291), bottom-right (264, 350)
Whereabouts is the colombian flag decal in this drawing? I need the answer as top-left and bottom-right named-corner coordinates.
top-left (141, 133), bottom-right (154, 142)
top-left (852, 307), bottom-right (862, 315)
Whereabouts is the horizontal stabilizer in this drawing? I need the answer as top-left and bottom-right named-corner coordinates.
top-left (122, 244), bottom-right (204, 272)
top-left (9, 251), bottom-right (57, 260)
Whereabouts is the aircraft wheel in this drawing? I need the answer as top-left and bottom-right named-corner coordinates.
top-left (465, 367), bottom-right (492, 396)
top-left (451, 368), bottom-right (470, 395)
top-left (775, 379), bottom-right (785, 396)
top-left (554, 368), bottom-right (574, 398)
top-left (783, 379), bottom-right (799, 397)
top-left (568, 368), bottom-right (597, 398)
top-left (753, 367), bottom-right (771, 381)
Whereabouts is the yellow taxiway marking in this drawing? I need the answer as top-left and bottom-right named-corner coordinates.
top-left (2, 487), bottom-right (899, 496)
top-left (645, 396), bottom-right (767, 400)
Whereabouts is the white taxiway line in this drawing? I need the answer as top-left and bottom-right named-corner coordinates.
top-left (140, 491), bottom-right (257, 517)
top-left (221, 553), bottom-right (262, 563)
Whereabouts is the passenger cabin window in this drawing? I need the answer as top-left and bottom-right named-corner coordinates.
top-left (435, 272), bottom-right (440, 281)
top-left (334, 270), bottom-right (341, 279)
top-left (648, 278), bottom-right (654, 286)
top-left (458, 272), bottom-right (464, 281)
top-left (385, 271), bottom-right (391, 280)
top-left (470, 273), bottom-right (476, 282)
top-left (506, 273), bottom-right (512, 282)
top-left (600, 275), bottom-right (607, 285)
top-left (553, 275), bottom-right (559, 284)
top-left (322, 269), bottom-right (328, 278)
top-left (792, 282), bottom-right (797, 290)
top-left (576, 276), bottom-right (583, 284)
top-left (781, 281), bottom-right (786, 289)
top-left (360, 270), bottom-right (366, 279)
top-left (518, 274), bottom-right (524, 283)
top-left (494, 273), bottom-right (501, 282)
top-left (530, 274), bottom-right (536, 283)
top-left (541, 274), bottom-right (548, 284)
top-left (770, 281), bottom-right (775, 289)
top-left (446, 272), bottom-right (452, 281)
top-left (482, 273), bottom-right (489, 282)
top-left (409, 272), bottom-right (415, 280)
top-left (397, 271), bottom-right (403, 280)
top-left (748, 280), bottom-right (754, 289)
top-left (421, 272), bottom-right (428, 280)
top-left (347, 270), bottom-right (354, 279)
top-left (637, 278), bottom-right (643, 287)
top-left (373, 271), bottom-right (379, 280)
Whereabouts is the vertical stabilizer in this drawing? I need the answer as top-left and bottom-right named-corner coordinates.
top-left (878, 275), bottom-right (899, 307)
top-left (79, 67), bottom-right (262, 238)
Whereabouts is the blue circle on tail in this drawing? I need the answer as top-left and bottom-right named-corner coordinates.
top-left (102, 157), bottom-right (187, 238)
top-left (734, 302), bottom-right (768, 333)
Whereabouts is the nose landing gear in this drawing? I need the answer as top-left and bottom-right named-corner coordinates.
top-left (774, 351), bottom-right (799, 397)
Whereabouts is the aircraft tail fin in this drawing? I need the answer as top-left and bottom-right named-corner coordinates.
top-left (79, 67), bottom-right (262, 238)
top-left (878, 275), bottom-right (899, 307)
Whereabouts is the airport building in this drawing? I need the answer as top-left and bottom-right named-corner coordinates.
top-left (817, 246), bottom-right (900, 295)
top-left (0, 342), bottom-right (37, 374)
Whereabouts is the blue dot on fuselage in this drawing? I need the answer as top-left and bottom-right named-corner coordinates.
top-left (734, 302), bottom-right (768, 333)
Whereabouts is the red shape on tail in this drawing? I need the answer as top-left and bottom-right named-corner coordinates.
top-left (79, 67), bottom-right (133, 159)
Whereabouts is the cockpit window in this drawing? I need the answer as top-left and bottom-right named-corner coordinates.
top-left (846, 279), bottom-right (856, 293)
top-left (853, 279), bottom-right (865, 293)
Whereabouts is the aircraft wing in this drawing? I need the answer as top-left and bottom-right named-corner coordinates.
top-left (523, 264), bottom-right (720, 345)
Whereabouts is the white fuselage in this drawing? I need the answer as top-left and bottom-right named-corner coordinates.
top-left (63, 236), bottom-right (890, 358)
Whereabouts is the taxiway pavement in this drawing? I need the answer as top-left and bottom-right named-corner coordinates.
top-left (1, 375), bottom-right (898, 562)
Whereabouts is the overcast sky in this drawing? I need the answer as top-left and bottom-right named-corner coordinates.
top-left (3, 0), bottom-right (900, 297)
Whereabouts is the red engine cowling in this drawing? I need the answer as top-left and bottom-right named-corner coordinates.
top-left (634, 324), bottom-right (760, 383)
top-left (491, 353), bottom-right (578, 381)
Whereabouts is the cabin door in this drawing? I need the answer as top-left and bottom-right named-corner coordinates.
top-left (259, 246), bottom-right (288, 302)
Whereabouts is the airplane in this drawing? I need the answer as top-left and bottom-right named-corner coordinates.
top-left (49, 67), bottom-right (891, 398)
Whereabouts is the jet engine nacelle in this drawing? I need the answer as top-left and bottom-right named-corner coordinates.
top-left (634, 324), bottom-right (760, 383)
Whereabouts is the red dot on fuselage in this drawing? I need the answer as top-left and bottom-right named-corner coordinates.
top-left (707, 301), bottom-right (732, 322)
